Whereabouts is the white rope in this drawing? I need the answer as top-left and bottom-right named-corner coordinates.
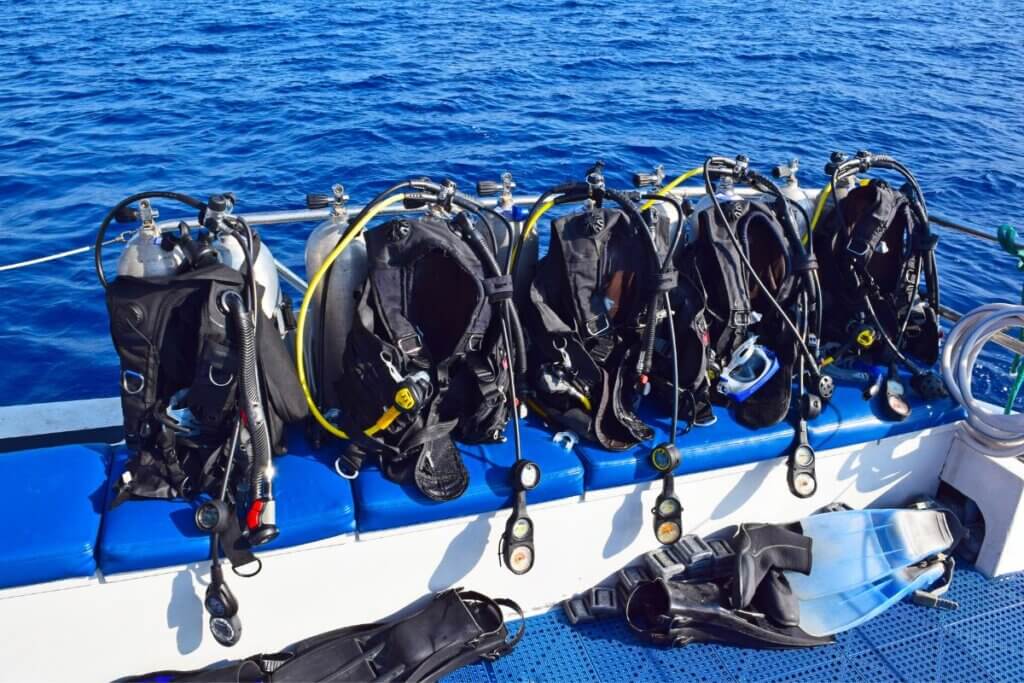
top-left (0, 233), bottom-right (130, 272)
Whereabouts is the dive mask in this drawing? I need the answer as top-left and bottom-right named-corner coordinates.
top-left (718, 336), bottom-right (779, 403)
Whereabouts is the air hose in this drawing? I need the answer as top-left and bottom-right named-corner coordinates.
top-left (639, 167), bottom-right (703, 212)
top-left (296, 192), bottom-right (409, 440)
top-left (223, 290), bottom-right (278, 545)
top-left (942, 303), bottom-right (1024, 456)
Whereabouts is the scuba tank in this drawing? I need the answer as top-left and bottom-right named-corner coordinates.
top-left (115, 199), bottom-right (186, 278)
top-left (772, 158), bottom-right (816, 238)
top-left (97, 190), bottom-right (308, 647)
top-left (303, 185), bottom-right (368, 408)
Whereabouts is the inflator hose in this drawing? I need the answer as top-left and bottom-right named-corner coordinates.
top-left (223, 291), bottom-right (273, 500)
top-left (941, 303), bottom-right (1024, 456)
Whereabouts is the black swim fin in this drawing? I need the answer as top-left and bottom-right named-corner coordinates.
top-left (123, 589), bottom-right (523, 683)
top-left (625, 579), bottom-right (833, 650)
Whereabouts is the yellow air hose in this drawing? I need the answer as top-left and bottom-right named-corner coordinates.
top-left (639, 167), bottom-right (703, 212)
top-left (511, 198), bottom-right (554, 267)
top-left (805, 178), bottom-right (872, 245)
top-left (295, 192), bottom-right (409, 440)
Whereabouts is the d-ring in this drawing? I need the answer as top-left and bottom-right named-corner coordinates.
top-left (209, 366), bottom-right (234, 387)
top-left (122, 370), bottom-right (145, 395)
top-left (335, 457), bottom-right (360, 480)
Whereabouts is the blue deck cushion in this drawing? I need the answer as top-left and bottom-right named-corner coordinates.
top-left (575, 401), bottom-right (796, 492)
top-left (2, 444), bottom-right (109, 589)
top-left (574, 377), bottom-right (965, 492)
top-left (98, 433), bottom-right (356, 575)
top-left (809, 375), bottom-right (964, 451)
top-left (352, 417), bottom-right (585, 532)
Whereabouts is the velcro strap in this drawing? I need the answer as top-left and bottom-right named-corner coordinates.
top-left (651, 269), bottom-right (678, 293)
top-left (484, 274), bottom-right (514, 302)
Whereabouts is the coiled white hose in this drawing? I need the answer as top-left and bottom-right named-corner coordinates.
top-left (942, 303), bottom-right (1024, 456)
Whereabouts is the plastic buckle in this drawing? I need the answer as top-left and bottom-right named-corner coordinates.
top-left (912, 556), bottom-right (958, 611)
top-left (467, 334), bottom-right (484, 352)
top-left (730, 309), bottom-right (752, 328)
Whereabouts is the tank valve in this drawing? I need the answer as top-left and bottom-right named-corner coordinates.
top-left (772, 158), bottom-right (800, 181)
top-left (633, 164), bottom-right (665, 189)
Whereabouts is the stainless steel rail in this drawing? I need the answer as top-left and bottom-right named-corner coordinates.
top-left (148, 186), bottom-right (1021, 356)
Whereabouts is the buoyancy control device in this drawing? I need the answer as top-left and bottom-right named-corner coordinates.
top-left (96, 191), bottom-right (308, 646)
top-left (676, 156), bottom-right (831, 500)
top-left (523, 164), bottom-right (678, 449)
top-left (813, 151), bottom-right (946, 411)
top-left (519, 163), bottom-right (691, 547)
top-left (296, 178), bottom-right (539, 575)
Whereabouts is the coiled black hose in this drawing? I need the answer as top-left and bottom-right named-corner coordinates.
top-left (223, 291), bottom-right (273, 502)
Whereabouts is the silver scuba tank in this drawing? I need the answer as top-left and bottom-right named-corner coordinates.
top-left (116, 199), bottom-right (186, 278)
top-left (201, 194), bottom-right (284, 323)
top-left (304, 185), bottom-right (367, 399)
top-left (772, 158), bottom-right (816, 239)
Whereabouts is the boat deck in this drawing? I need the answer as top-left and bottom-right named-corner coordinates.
top-left (444, 565), bottom-right (1024, 682)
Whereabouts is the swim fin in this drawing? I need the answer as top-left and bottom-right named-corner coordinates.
top-left (123, 588), bottom-right (524, 683)
top-left (795, 559), bottom-right (948, 636)
top-left (784, 508), bottom-right (963, 636)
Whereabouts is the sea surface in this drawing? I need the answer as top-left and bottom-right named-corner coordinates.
top-left (0, 0), bottom-right (1022, 407)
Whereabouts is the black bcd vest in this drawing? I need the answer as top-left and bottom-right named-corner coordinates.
top-left (336, 216), bottom-right (512, 502)
top-left (814, 179), bottom-right (940, 366)
top-left (526, 206), bottom-right (672, 451)
top-left (681, 198), bottom-right (802, 428)
top-left (106, 260), bottom-right (306, 506)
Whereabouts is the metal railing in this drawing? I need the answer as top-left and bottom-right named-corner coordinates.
top-left (151, 185), bottom-right (1017, 356)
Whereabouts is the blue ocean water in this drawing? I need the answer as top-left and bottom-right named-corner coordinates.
top-left (0, 0), bottom-right (1022, 407)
